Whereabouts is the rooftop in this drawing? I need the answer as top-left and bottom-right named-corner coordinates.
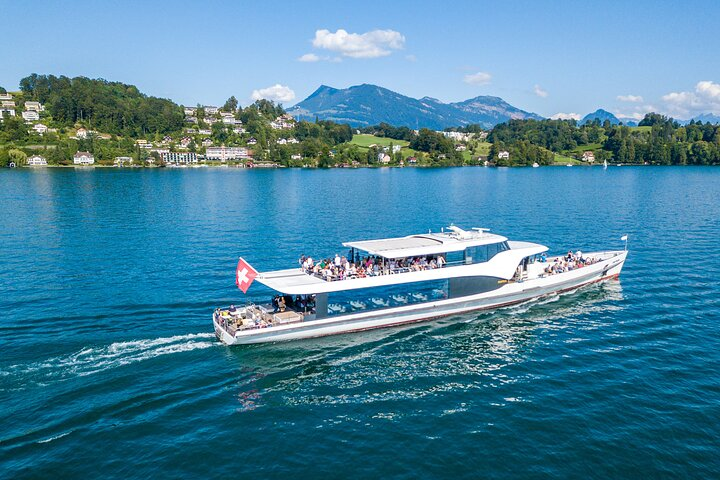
top-left (342, 226), bottom-right (508, 259)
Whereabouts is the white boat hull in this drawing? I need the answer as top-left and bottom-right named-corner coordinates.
top-left (214, 251), bottom-right (627, 345)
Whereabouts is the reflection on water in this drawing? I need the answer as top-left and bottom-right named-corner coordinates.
top-left (228, 280), bottom-right (625, 410)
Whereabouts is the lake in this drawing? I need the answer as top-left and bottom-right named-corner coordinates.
top-left (1, 166), bottom-right (719, 478)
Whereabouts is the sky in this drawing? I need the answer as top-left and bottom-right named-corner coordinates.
top-left (4, 0), bottom-right (720, 120)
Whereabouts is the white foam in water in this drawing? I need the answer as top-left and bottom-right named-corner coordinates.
top-left (5, 333), bottom-right (216, 387)
top-left (37, 430), bottom-right (73, 444)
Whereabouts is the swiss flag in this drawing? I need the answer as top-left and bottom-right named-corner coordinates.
top-left (235, 257), bottom-right (258, 293)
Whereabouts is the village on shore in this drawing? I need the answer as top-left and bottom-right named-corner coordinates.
top-left (2, 85), bottom-right (613, 169)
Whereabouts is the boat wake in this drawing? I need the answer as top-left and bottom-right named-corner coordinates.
top-left (2, 333), bottom-right (216, 390)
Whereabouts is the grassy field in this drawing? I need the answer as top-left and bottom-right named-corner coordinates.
top-left (630, 126), bottom-right (652, 133)
top-left (349, 134), bottom-right (417, 159)
top-left (553, 153), bottom-right (584, 165)
top-left (350, 134), bottom-right (410, 148)
top-left (566, 143), bottom-right (602, 154)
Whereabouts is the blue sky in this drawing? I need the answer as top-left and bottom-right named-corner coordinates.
top-left (4, 0), bottom-right (720, 120)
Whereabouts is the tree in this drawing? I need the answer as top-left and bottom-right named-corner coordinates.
top-left (8, 149), bottom-right (27, 165)
top-left (222, 96), bottom-right (238, 112)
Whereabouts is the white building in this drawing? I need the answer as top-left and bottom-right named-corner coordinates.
top-left (205, 146), bottom-right (251, 162)
top-left (24, 101), bottom-right (44, 112)
top-left (22, 110), bottom-right (40, 122)
top-left (161, 152), bottom-right (198, 164)
top-left (76, 128), bottom-right (89, 139)
top-left (184, 106), bottom-right (197, 116)
top-left (247, 137), bottom-right (257, 145)
top-left (32, 123), bottom-right (48, 134)
top-left (392, 145), bottom-right (402, 153)
top-left (27, 155), bottom-right (47, 166)
top-left (198, 129), bottom-right (212, 135)
top-left (201, 138), bottom-right (213, 147)
top-left (179, 137), bottom-right (192, 148)
top-left (233, 126), bottom-right (246, 134)
top-left (222, 116), bottom-right (238, 125)
top-left (378, 153), bottom-right (391, 164)
top-left (114, 156), bottom-right (133, 166)
top-left (0, 108), bottom-right (16, 118)
top-left (204, 106), bottom-right (219, 115)
top-left (291, 154), bottom-right (302, 160)
top-left (0, 93), bottom-right (12, 101)
top-left (1, 100), bottom-right (15, 109)
top-left (498, 151), bottom-right (510, 160)
top-left (73, 151), bottom-right (95, 165)
top-left (582, 151), bottom-right (596, 163)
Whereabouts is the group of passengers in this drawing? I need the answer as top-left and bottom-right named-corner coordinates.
top-left (299, 253), bottom-right (446, 281)
top-left (543, 250), bottom-right (598, 275)
top-left (272, 294), bottom-right (316, 313)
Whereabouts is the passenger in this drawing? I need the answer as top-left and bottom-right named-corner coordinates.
top-left (278, 296), bottom-right (286, 312)
top-left (437, 255), bottom-right (446, 268)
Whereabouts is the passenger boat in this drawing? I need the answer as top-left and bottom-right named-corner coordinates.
top-left (213, 226), bottom-right (628, 345)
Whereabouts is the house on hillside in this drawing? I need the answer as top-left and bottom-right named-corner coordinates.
top-left (406, 156), bottom-right (418, 165)
top-left (24, 101), bottom-right (44, 112)
top-left (73, 151), bottom-right (95, 165)
top-left (76, 128), bottom-right (89, 139)
top-left (582, 151), bottom-right (596, 163)
top-left (204, 106), bottom-right (219, 115)
top-left (0, 107), bottom-right (16, 118)
top-left (179, 137), bottom-right (192, 148)
top-left (32, 123), bottom-right (48, 134)
top-left (27, 155), bottom-right (47, 166)
top-left (201, 138), bottom-right (213, 147)
top-left (378, 153), bottom-right (391, 164)
top-left (498, 150), bottom-right (510, 160)
top-left (455, 145), bottom-right (467, 152)
top-left (0, 93), bottom-right (12, 101)
top-left (233, 126), bottom-right (246, 134)
top-left (247, 137), bottom-right (257, 145)
top-left (184, 107), bottom-right (197, 116)
top-left (22, 110), bottom-right (39, 122)
top-left (291, 154), bottom-right (302, 160)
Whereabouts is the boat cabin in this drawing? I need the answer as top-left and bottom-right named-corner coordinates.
top-left (254, 226), bottom-right (548, 321)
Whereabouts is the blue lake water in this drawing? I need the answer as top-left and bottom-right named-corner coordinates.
top-left (1, 166), bottom-right (719, 478)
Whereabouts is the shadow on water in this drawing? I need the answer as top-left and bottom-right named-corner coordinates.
top-left (221, 280), bottom-right (625, 411)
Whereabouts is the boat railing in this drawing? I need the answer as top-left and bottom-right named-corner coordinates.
top-left (304, 263), bottom-right (448, 282)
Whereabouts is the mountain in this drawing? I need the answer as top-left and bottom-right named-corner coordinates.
top-left (287, 84), bottom-right (542, 129)
top-left (581, 109), bottom-right (621, 125)
top-left (690, 113), bottom-right (720, 124)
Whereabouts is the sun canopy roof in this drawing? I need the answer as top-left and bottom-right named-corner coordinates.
top-left (343, 227), bottom-right (508, 259)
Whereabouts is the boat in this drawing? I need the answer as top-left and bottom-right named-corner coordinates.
top-left (213, 226), bottom-right (628, 345)
top-left (603, 159), bottom-right (608, 169)
top-left (532, 162), bottom-right (540, 168)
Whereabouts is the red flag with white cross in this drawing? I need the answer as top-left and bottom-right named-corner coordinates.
top-left (235, 257), bottom-right (258, 293)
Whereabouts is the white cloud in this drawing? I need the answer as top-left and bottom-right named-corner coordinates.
top-left (311, 28), bottom-right (405, 59)
top-left (298, 53), bottom-right (320, 62)
top-left (251, 84), bottom-right (296, 103)
top-left (617, 94), bottom-right (643, 103)
top-left (661, 80), bottom-right (720, 117)
top-left (463, 71), bottom-right (492, 86)
top-left (533, 84), bottom-right (548, 98)
top-left (550, 112), bottom-right (581, 120)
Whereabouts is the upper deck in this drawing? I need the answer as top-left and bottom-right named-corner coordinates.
top-left (254, 226), bottom-right (548, 295)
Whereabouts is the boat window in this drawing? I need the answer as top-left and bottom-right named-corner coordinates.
top-left (326, 280), bottom-right (449, 316)
top-left (464, 242), bottom-right (510, 265)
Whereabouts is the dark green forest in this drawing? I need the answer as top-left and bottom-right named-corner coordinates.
top-left (18, 74), bottom-right (184, 137)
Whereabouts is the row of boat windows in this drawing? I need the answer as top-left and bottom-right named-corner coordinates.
top-left (327, 280), bottom-right (449, 315)
top-left (445, 241), bottom-right (511, 265)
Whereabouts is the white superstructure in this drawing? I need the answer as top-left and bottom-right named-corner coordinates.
top-left (213, 226), bottom-right (627, 345)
